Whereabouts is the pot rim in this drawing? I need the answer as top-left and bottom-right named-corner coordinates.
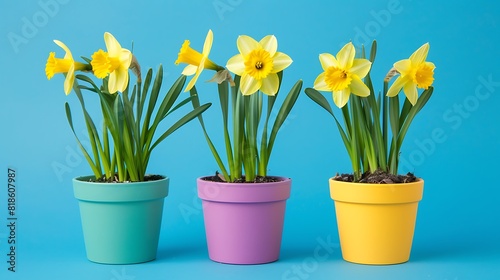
top-left (73, 175), bottom-right (169, 202)
top-left (197, 176), bottom-right (291, 203)
top-left (74, 174), bottom-right (168, 184)
top-left (329, 178), bottom-right (424, 204)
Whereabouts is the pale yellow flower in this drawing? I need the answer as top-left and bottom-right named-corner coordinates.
top-left (313, 42), bottom-right (372, 108)
top-left (45, 40), bottom-right (88, 95)
top-left (91, 32), bottom-right (132, 94)
top-left (386, 43), bottom-right (435, 105)
top-left (175, 29), bottom-right (222, 91)
top-left (226, 35), bottom-right (293, 96)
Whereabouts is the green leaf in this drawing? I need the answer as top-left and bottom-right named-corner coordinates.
top-left (397, 87), bottom-right (434, 146)
top-left (65, 103), bottom-right (101, 179)
top-left (304, 87), bottom-right (334, 116)
top-left (138, 68), bottom-right (153, 123)
top-left (399, 98), bottom-right (413, 130)
top-left (75, 74), bottom-right (98, 87)
top-left (305, 87), bottom-right (353, 161)
top-left (267, 80), bottom-right (302, 159)
top-left (190, 86), bottom-right (230, 181)
top-left (140, 66), bottom-right (164, 151)
top-left (112, 96), bottom-right (126, 181)
top-left (141, 71), bottom-right (187, 172)
top-left (150, 103), bottom-right (212, 151)
top-left (244, 93), bottom-right (259, 179)
top-left (157, 74), bottom-right (186, 121)
top-left (232, 76), bottom-right (244, 180)
top-left (388, 94), bottom-right (400, 138)
top-left (217, 81), bottom-right (234, 178)
top-left (163, 96), bottom-right (193, 120)
top-left (146, 65), bottom-right (163, 123)
top-left (369, 40), bottom-right (377, 63)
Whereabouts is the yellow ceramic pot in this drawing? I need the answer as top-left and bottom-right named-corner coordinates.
top-left (330, 178), bottom-right (424, 265)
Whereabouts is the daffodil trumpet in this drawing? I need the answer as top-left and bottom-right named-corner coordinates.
top-left (306, 41), bottom-right (435, 181)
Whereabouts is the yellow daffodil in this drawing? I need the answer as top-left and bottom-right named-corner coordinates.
top-left (226, 35), bottom-right (293, 96)
top-left (91, 32), bottom-right (132, 94)
top-left (45, 40), bottom-right (88, 95)
top-left (386, 43), bottom-right (435, 105)
top-left (313, 42), bottom-right (372, 108)
top-left (175, 29), bottom-right (222, 92)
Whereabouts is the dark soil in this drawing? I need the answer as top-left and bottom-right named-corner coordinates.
top-left (85, 174), bottom-right (165, 183)
top-left (333, 169), bottom-right (418, 184)
top-left (202, 172), bottom-right (284, 183)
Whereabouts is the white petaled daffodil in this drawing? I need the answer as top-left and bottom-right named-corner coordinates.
top-left (386, 43), bottom-right (435, 105)
top-left (175, 29), bottom-right (223, 92)
top-left (45, 40), bottom-right (88, 95)
top-left (313, 42), bottom-right (372, 108)
top-left (91, 32), bottom-right (132, 94)
top-left (226, 35), bottom-right (293, 96)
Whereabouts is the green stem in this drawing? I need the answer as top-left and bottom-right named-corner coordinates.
top-left (232, 78), bottom-right (244, 180)
top-left (382, 81), bottom-right (388, 170)
top-left (349, 99), bottom-right (361, 180)
top-left (219, 82), bottom-right (234, 181)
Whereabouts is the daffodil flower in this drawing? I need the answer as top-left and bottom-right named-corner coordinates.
top-left (175, 29), bottom-right (223, 92)
top-left (90, 32), bottom-right (132, 94)
top-left (45, 40), bottom-right (89, 95)
top-left (226, 35), bottom-right (293, 96)
top-left (386, 43), bottom-right (435, 105)
top-left (313, 42), bottom-right (372, 108)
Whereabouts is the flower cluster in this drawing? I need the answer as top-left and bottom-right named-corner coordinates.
top-left (175, 30), bottom-right (302, 182)
top-left (307, 41), bottom-right (435, 181)
top-left (46, 33), bottom-right (132, 95)
top-left (46, 29), bottom-right (435, 184)
top-left (45, 32), bottom-right (210, 182)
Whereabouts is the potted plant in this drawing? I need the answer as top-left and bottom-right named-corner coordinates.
top-left (174, 30), bottom-right (302, 264)
top-left (305, 41), bottom-right (435, 264)
top-left (45, 32), bottom-right (211, 264)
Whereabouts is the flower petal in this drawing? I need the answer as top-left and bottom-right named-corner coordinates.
top-left (108, 67), bottom-right (129, 94)
top-left (271, 52), bottom-right (293, 73)
top-left (202, 30), bottom-right (213, 56)
top-left (386, 75), bottom-right (409, 97)
top-left (337, 42), bottom-right (355, 69)
top-left (313, 72), bottom-right (330, 91)
top-left (237, 35), bottom-right (260, 57)
top-left (350, 58), bottom-right (371, 79)
top-left (350, 76), bottom-right (370, 97)
top-left (226, 54), bottom-right (245, 76)
top-left (54, 40), bottom-right (73, 60)
top-left (63, 64), bottom-right (75, 95)
top-left (333, 89), bottom-right (350, 108)
top-left (185, 57), bottom-right (205, 91)
top-left (107, 72), bottom-right (118, 94)
top-left (240, 74), bottom-right (261, 95)
top-left (403, 82), bottom-right (418, 105)
top-left (409, 43), bottom-right (429, 65)
top-left (119, 48), bottom-right (132, 69)
top-left (260, 73), bottom-right (279, 95)
top-left (319, 53), bottom-right (338, 70)
top-left (182, 64), bottom-right (198, 76)
top-left (393, 59), bottom-right (412, 75)
top-left (104, 32), bottom-right (122, 56)
top-left (259, 35), bottom-right (277, 57)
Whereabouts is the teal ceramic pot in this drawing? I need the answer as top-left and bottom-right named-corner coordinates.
top-left (73, 175), bottom-right (169, 264)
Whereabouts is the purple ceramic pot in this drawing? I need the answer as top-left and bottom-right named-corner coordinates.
top-left (197, 176), bottom-right (291, 264)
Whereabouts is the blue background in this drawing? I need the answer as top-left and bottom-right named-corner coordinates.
top-left (1, 0), bottom-right (499, 279)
